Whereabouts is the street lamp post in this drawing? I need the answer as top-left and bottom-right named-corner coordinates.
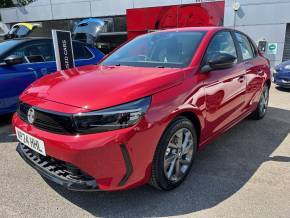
top-left (233, 0), bottom-right (240, 29)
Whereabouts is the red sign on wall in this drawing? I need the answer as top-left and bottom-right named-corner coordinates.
top-left (127, 1), bottom-right (225, 40)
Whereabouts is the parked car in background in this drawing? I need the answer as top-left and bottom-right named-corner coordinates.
top-left (273, 60), bottom-right (290, 88)
top-left (4, 23), bottom-right (42, 40)
top-left (13, 27), bottom-right (271, 191)
top-left (0, 38), bottom-right (104, 115)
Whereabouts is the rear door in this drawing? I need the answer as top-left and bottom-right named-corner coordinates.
top-left (234, 32), bottom-right (265, 110)
top-left (0, 62), bottom-right (38, 113)
top-left (202, 30), bottom-right (247, 137)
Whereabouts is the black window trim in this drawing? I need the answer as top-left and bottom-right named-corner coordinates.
top-left (248, 37), bottom-right (258, 58)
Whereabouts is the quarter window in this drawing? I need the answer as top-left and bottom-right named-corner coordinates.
top-left (73, 42), bottom-right (93, 59)
top-left (235, 32), bottom-right (254, 60)
top-left (203, 31), bottom-right (237, 64)
top-left (249, 39), bottom-right (258, 57)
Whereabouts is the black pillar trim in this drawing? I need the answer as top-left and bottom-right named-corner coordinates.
top-left (118, 144), bottom-right (133, 186)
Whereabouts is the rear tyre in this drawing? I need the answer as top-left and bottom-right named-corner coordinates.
top-left (250, 84), bottom-right (269, 120)
top-left (150, 116), bottom-right (197, 190)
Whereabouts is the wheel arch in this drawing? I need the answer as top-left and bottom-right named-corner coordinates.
top-left (177, 110), bottom-right (201, 146)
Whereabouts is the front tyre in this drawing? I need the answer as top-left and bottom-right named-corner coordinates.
top-left (150, 117), bottom-right (197, 190)
top-left (250, 84), bottom-right (270, 120)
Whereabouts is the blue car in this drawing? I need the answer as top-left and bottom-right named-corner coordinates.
top-left (0, 38), bottom-right (104, 115)
top-left (273, 60), bottom-right (290, 88)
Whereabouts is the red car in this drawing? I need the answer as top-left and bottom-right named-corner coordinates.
top-left (13, 27), bottom-right (271, 191)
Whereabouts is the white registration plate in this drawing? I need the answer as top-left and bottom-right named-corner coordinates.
top-left (15, 127), bottom-right (46, 156)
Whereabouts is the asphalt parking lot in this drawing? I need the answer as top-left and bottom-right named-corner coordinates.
top-left (0, 85), bottom-right (290, 218)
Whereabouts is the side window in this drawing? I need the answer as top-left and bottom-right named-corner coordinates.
top-left (9, 41), bottom-right (55, 63)
top-left (249, 39), bottom-right (258, 57)
top-left (235, 32), bottom-right (254, 60)
top-left (203, 31), bottom-right (237, 64)
top-left (73, 42), bottom-right (93, 59)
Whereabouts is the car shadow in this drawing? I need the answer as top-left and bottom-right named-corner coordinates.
top-left (38, 107), bottom-right (290, 217)
top-left (0, 113), bottom-right (16, 143)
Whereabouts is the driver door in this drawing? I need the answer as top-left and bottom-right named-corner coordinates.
top-left (201, 31), bottom-right (247, 138)
top-left (0, 40), bottom-right (56, 113)
top-left (0, 62), bottom-right (38, 113)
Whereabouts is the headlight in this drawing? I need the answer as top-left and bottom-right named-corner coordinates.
top-left (284, 65), bottom-right (290, 70)
top-left (73, 96), bottom-right (151, 134)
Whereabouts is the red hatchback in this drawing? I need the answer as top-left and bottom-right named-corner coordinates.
top-left (13, 27), bottom-right (271, 191)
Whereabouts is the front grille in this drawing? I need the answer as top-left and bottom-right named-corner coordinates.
top-left (17, 101), bottom-right (75, 135)
top-left (17, 101), bottom-right (30, 122)
top-left (19, 144), bottom-right (96, 185)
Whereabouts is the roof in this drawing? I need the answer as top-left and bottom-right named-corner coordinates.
top-left (159, 26), bottom-right (225, 33)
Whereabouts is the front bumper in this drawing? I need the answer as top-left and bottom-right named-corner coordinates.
top-left (17, 143), bottom-right (99, 191)
top-left (13, 110), bottom-right (163, 191)
top-left (273, 72), bottom-right (290, 88)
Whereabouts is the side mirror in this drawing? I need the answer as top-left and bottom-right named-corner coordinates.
top-left (4, 55), bottom-right (25, 66)
top-left (4, 34), bottom-right (16, 40)
top-left (201, 53), bottom-right (236, 72)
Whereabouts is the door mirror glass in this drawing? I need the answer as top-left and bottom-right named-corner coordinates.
top-left (208, 53), bottom-right (237, 70)
top-left (4, 55), bottom-right (25, 65)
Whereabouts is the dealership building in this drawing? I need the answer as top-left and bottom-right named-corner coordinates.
top-left (1, 0), bottom-right (290, 66)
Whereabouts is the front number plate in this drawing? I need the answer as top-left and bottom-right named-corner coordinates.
top-left (15, 127), bottom-right (46, 156)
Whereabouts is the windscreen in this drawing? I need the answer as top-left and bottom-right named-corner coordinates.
top-left (101, 31), bottom-right (205, 68)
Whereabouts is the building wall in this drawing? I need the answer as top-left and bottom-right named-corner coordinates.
top-left (0, 0), bottom-right (222, 23)
top-left (224, 0), bottom-right (290, 66)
